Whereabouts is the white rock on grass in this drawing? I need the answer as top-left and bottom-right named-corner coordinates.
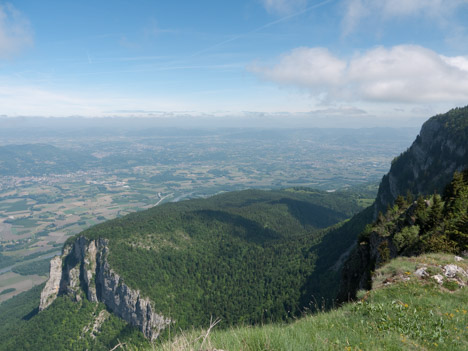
top-left (455, 256), bottom-right (464, 262)
top-left (414, 267), bottom-right (428, 278)
top-left (443, 264), bottom-right (468, 278)
top-left (433, 274), bottom-right (444, 284)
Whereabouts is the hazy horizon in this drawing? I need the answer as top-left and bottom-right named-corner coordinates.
top-left (1, 1), bottom-right (467, 125)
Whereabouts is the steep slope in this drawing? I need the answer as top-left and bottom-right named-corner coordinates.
top-left (375, 106), bottom-right (468, 215)
top-left (337, 107), bottom-right (468, 302)
top-left (159, 253), bottom-right (468, 351)
top-left (15, 188), bottom-right (367, 346)
top-left (0, 284), bottom-right (149, 350)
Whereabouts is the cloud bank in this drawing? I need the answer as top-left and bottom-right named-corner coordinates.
top-left (249, 45), bottom-right (468, 104)
top-left (0, 3), bottom-right (33, 59)
top-left (342, 0), bottom-right (468, 35)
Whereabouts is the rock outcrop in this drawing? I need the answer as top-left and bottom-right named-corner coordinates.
top-left (338, 106), bottom-right (468, 303)
top-left (374, 107), bottom-right (468, 217)
top-left (39, 255), bottom-right (63, 310)
top-left (39, 236), bottom-right (171, 340)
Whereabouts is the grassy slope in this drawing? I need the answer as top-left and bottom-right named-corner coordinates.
top-left (157, 253), bottom-right (468, 351)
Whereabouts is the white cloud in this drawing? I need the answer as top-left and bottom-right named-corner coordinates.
top-left (250, 47), bottom-right (346, 90)
top-left (0, 3), bottom-right (33, 58)
top-left (342, 0), bottom-right (468, 35)
top-left (260, 0), bottom-right (308, 15)
top-left (249, 45), bottom-right (468, 103)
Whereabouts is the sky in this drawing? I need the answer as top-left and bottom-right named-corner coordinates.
top-left (1, 0), bottom-right (468, 127)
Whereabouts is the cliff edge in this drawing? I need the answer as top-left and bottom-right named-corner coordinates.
top-left (338, 106), bottom-right (468, 302)
top-left (374, 106), bottom-right (468, 216)
top-left (39, 236), bottom-right (171, 340)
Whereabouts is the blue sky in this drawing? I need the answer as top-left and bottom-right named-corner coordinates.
top-left (1, 0), bottom-right (468, 126)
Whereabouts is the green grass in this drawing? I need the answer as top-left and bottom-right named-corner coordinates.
top-left (8, 218), bottom-right (38, 228)
top-left (0, 199), bottom-right (30, 212)
top-left (155, 254), bottom-right (468, 351)
top-left (0, 275), bottom-right (25, 287)
top-left (0, 288), bottom-right (16, 295)
top-left (11, 258), bottom-right (51, 276)
top-left (357, 198), bottom-right (375, 207)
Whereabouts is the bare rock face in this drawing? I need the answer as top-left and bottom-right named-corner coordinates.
top-left (95, 243), bottom-right (171, 339)
top-left (39, 255), bottom-right (63, 311)
top-left (338, 108), bottom-right (468, 303)
top-left (374, 115), bottom-right (468, 217)
top-left (40, 236), bottom-right (171, 340)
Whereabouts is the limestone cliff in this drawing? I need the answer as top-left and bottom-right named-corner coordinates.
top-left (374, 107), bottom-right (468, 216)
top-left (338, 106), bottom-right (468, 302)
top-left (39, 236), bottom-right (171, 340)
top-left (39, 255), bottom-right (62, 310)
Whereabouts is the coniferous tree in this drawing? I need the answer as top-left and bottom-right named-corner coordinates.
top-left (414, 195), bottom-right (429, 229)
top-left (428, 193), bottom-right (443, 230)
top-left (395, 195), bottom-right (406, 209)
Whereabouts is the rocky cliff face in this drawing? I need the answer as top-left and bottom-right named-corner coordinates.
top-left (336, 207), bottom-right (412, 302)
top-left (338, 106), bottom-right (468, 302)
top-left (374, 108), bottom-right (468, 217)
top-left (39, 236), bottom-right (171, 340)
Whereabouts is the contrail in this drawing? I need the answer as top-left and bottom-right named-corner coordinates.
top-left (73, 0), bottom-right (334, 76)
top-left (190, 0), bottom-right (335, 58)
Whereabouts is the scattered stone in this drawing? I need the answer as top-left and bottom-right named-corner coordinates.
top-left (443, 264), bottom-right (468, 278)
top-left (414, 267), bottom-right (429, 278)
top-left (433, 274), bottom-right (444, 284)
top-left (91, 310), bottom-right (110, 338)
top-left (455, 256), bottom-right (464, 262)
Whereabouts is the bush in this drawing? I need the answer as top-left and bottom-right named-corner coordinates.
top-left (393, 225), bottom-right (420, 252)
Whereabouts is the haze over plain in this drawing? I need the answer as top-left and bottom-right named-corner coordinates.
top-left (1, 0), bottom-right (468, 126)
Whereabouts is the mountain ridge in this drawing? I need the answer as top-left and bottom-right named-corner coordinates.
top-left (338, 106), bottom-right (468, 302)
top-left (375, 106), bottom-right (468, 216)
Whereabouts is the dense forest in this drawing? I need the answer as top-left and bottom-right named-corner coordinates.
top-left (0, 187), bottom-right (373, 349)
top-left (78, 188), bottom-right (369, 330)
top-left (337, 169), bottom-right (468, 303)
top-left (0, 285), bottom-right (148, 350)
top-left (362, 170), bottom-right (468, 261)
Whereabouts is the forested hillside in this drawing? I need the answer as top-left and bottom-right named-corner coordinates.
top-left (338, 169), bottom-right (468, 302)
top-left (80, 188), bottom-right (366, 329)
top-left (157, 253), bottom-right (468, 351)
top-left (0, 187), bottom-right (371, 349)
top-left (365, 170), bottom-right (468, 258)
top-left (1, 106), bottom-right (466, 350)
top-left (0, 284), bottom-right (148, 350)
